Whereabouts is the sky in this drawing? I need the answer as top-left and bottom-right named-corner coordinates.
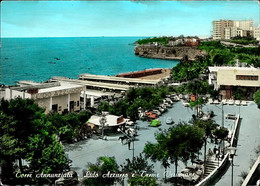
top-left (1, 1), bottom-right (259, 38)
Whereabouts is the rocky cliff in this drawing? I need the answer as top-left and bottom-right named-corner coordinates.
top-left (134, 45), bottom-right (207, 60)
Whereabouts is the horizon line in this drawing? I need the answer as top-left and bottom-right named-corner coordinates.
top-left (1, 35), bottom-right (211, 39)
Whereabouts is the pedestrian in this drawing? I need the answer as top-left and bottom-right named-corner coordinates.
top-left (128, 140), bottom-right (131, 150)
top-left (208, 148), bottom-right (213, 156)
top-left (213, 146), bottom-right (217, 154)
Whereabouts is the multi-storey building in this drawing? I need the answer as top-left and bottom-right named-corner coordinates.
top-left (253, 27), bottom-right (260, 41)
top-left (213, 20), bottom-right (234, 40)
top-left (213, 20), bottom-right (256, 40)
top-left (233, 20), bottom-right (253, 31)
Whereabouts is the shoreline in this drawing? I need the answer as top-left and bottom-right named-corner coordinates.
top-left (137, 55), bottom-right (195, 61)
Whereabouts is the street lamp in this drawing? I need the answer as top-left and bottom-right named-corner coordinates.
top-left (227, 146), bottom-right (237, 186)
top-left (99, 112), bottom-right (107, 139)
top-left (117, 128), bottom-right (135, 161)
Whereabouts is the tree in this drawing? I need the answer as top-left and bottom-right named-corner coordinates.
top-left (254, 89), bottom-right (260, 108)
top-left (167, 123), bottom-right (204, 174)
top-left (213, 127), bottom-right (229, 152)
top-left (26, 134), bottom-right (68, 174)
top-left (120, 153), bottom-right (155, 184)
top-left (129, 176), bottom-right (158, 186)
top-left (121, 154), bottom-right (154, 176)
top-left (82, 156), bottom-right (119, 186)
top-left (0, 98), bottom-right (50, 173)
top-left (0, 98), bottom-right (68, 184)
top-left (126, 101), bottom-right (140, 122)
top-left (144, 123), bottom-right (205, 177)
top-left (193, 119), bottom-right (217, 170)
top-left (233, 87), bottom-right (245, 100)
top-left (144, 134), bottom-right (170, 179)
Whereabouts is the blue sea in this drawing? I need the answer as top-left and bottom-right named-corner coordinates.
top-left (1, 37), bottom-right (179, 85)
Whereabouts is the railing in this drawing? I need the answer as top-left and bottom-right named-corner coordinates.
top-left (196, 115), bottom-right (240, 186)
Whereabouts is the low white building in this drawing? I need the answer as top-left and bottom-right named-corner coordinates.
top-left (88, 114), bottom-right (126, 127)
top-left (208, 66), bottom-right (260, 99)
top-left (1, 81), bottom-right (86, 114)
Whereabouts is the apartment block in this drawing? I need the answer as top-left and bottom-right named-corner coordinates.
top-left (253, 27), bottom-right (260, 41)
top-left (213, 20), bottom-right (233, 40)
top-left (213, 20), bottom-right (256, 40)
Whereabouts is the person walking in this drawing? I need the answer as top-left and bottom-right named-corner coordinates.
top-left (128, 140), bottom-right (131, 150)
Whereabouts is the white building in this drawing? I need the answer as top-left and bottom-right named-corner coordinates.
top-left (253, 27), bottom-right (260, 41)
top-left (1, 81), bottom-right (86, 114)
top-left (233, 20), bottom-right (253, 31)
top-left (208, 66), bottom-right (260, 99)
top-left (213, 20), bottom-right (256, 40)
top-left (88, 114), bottom-right (126, 127)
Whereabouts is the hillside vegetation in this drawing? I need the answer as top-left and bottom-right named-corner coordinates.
top-left (172, 41), bottom-right (260, 81)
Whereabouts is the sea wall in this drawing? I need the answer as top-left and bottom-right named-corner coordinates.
top-left (134, 45), bottom-right (207, 61)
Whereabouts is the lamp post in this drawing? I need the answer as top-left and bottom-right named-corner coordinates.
top-left (227, 146), bottom-right (237, 186)
top-left (99, 112), bottom-right (107, 139)
top-left (117, 128), bottom-right (135, 161)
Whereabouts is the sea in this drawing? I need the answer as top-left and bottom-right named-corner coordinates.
top-left (1, 37), bottom-right (179, 85)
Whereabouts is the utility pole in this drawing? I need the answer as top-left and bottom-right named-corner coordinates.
top-left (99, 112), bottom-right (107, 139)
top-left (118, 128), bottom-right (135, 161)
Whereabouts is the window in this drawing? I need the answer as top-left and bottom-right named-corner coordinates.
top-left (52, 104), bottom-right (58, 112)
top-left (236, 75), bottom-right (258, 81)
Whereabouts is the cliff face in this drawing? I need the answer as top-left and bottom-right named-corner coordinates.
top-left (134, 45), bottom-right (207, 60)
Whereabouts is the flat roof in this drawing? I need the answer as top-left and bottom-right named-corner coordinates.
top-left (38, 81), bottom-right (84, 93)
top-left (52, 77), bottom-right (132, 91)
top-left (209, 66), bottom-right (259, 72)
top-left (82, 90), bottom-right (118, 97)
top-left (88, 115), bottom-right (126, 126)
top-left (78, 73), bottom-right (160, 85)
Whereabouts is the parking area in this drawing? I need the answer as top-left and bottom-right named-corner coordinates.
top-left (64, 101), bottom-right (260, 185)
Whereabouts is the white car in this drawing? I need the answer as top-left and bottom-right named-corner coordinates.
top-left (55, 171), bottom-right (78, 185)
top-left (178, 169), bottom-right (200, 184)
top-left (166, 117), bottom-right (174, 125)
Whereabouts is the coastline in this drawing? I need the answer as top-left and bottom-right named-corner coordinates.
top-left (137, 55), bottom-right (195, 61)
top-left (134, 45), bottom-right (207, 61)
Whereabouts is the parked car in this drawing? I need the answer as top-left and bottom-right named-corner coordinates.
top-left (150, 119), bottom-right (161, 127)
top-left (152, 110), bottom-right (161, 116)
top-left (192, 159), bottom-right (204, 170)
top-left (55, 171), bottom-right (78, 185)
top-left (225, 113), bottom-right (236, 120)
top-left (166, 117), bottom-right (174, 125)
top-left (186, 165), bottom-right (203, 176)
top-left (177, 169), bottom-right (200, 184)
